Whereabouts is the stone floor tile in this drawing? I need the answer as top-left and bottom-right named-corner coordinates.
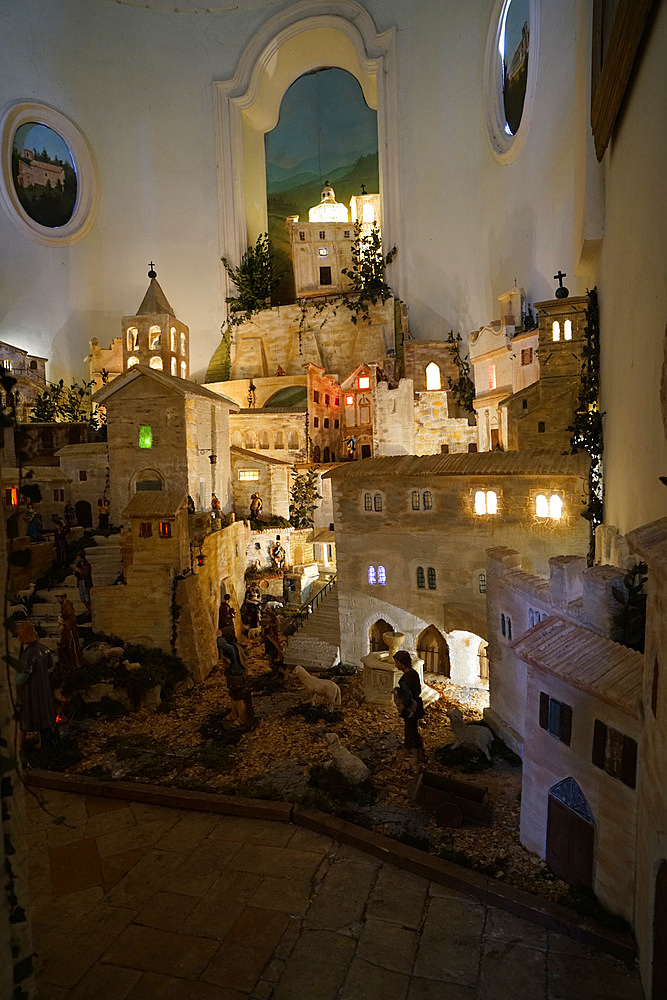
top-left (407, 978), bottom-right (477, 1000)
top-left (66, 960), bottom-right (142, 1000)
top-left (428, 881), bottom-right (483, 903)
top-left (547, 952), bottom-right (644, 1000)
top-left (84, 805), bottom-right (138, 839)
top-left (49, 836), bottom-right (103, 895)
top-left (263, 957), bottom-right (286, 982)
top-left (104, 849), bottom-right (185, 907)
top-left (155, 814), bottom-right (219, 853)
top-left (356, 916), bottom-right (419, 974)
top-left (103, 923), bottom-right (219, 978)
top-left (273, 915), bottom-right (303, 959)
top-left (96, 815), bottom-right (178, 858)
top-left (272, 929), bottom-right (356, 1000)
top-left (249, 874), bottom-right (314, 914)
top-left (32, 885), bottom-right (104, 932)
top-left (203, 906), bottom-right (290, 991)
top-left (303, 860), bottom-right (377, 931)
top-left (484, 907), bottom-right (548, 950)
top-left (101, 846), bottom-right (146, 892)
top-left (287, 826), bottom-right (335, 853)
top-left (479, 940), bottom-right (547, 1000)
top-left (227, 843), bottom-right (323, 880)
top-left (126, 972), bottom-right (246, 1000)
top-left (129, 802), bottom-right (176, 824)
top-left (367, 865), bottom-right (429, 928)
top-left (182, 870), bottom-right (264, 939)
top-left (340, 957), bottom-right (409, 1000)
top-left (547, 932), bottom-right (600, 957)
top-left (33, 982), bottom-right (69, 999)
top-left (208, 816), bottom-right (294, 846)
top-left (333, 842), bottom-right (383, 866)
top-left (135, 890), bottom-right (198, 932)
top-left (168, 840), bottom-right (243, 896)
top-left (86, 795), bottom-right (130, 816)
top-left (39, 902), bottom-right (135, 989)
top-left (413, 897), bottom-right (485, 986)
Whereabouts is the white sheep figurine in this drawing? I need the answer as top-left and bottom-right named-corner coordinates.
top-left (293, 664), bottom-right (341, 709)
top-left (445, 707), bottom-right (494, 762)
top-left (325, 732), bottom-right (369, 783)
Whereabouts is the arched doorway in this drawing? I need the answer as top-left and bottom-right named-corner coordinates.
top-left (654, 861), bottom-right (667, 998)
top-left (546, 778), bottom-right (594, 887)
top-left (369, 618), bottom-right (393, 653)
top-left (75, 499), bottom-right (92, 528)
top-left (416, 625), bottom-right (450, 676)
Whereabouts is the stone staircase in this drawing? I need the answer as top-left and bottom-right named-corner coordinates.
top-left (283, 584), bottom-right (341, 672)
top-left (31, 535), bottom-right (123, 651)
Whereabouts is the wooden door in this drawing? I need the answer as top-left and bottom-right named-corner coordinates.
top-left (546, 794), bottom-right (594, 887)
top-left (653, 861), bottom-right (667, 998)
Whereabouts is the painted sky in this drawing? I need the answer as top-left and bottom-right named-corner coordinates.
top-left (13, 123), bottom-right (73, 164)
top-left (265, 68), bottom-right (378, 190)
top-left (503, 0), bottom-right (529, 62)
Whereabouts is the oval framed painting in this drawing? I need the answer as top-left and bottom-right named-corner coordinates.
top-left (0, 101), bottom-right (98, 245)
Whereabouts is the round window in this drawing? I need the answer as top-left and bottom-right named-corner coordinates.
top-left (484, 0), bottom-right (540, 162)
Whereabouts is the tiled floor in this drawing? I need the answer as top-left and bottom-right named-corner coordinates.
top-left (28, 789), bottom-right (644, 1000)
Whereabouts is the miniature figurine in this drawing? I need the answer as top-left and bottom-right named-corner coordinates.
top-left (218, 592), bottom-right (236, 640)
top-left (393, 649), bottom-right (425, 759)
top-left (16, 620), bottom-right (58, 753)
top-left (241, 585), bottom-right (262, 629)
top-left (345, 435), bottom-right (357, 460)
top-left (73, 553), bottom-right (93, 615)
top-left (64, 502), bottom-right (76, 527)
top-left (24, 503), bottom-right (43, 543)
top-left (187, 495), bottom-right (196, 514)
top-left (445, 707), bottom-right (493, 761)
top-left (55, 593), bottom-right (84, 670)
top-left (270, 537), bottom-right (285, 569)
top-left (275, 365), bottom-right (285, 376)
top-left (211, 493), bottom-right (221, 519)
top-left (249, 492), bottom-right (263, 521)
top-left (262, 601), bottom-right (284, 668)
top-left (218, 633), bottom-right (254, 727)
top-left (52, 516), bottom-right (70, 568)
top-left (325, 733), bottom-right (368, 782)
top-left (97, 495), bottom-right (110, 529)
top-left (293, 664), bottom-right (341, 708)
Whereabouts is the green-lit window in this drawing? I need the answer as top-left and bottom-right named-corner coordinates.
top-left (139, 425), bottom-right (153, 449)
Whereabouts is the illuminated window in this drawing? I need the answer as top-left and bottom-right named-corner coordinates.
top-left (417, 566), bottom-right (425, 588)
top-left (334, 397), bottom-right (339, 407)
top-left (535, 493), bottom-right (549, 517)
top-left (427, 567), bottom-right (436, 589)
top-left (127, 327), bottom-right (138, 351)
top-left (423, 491), bottom-right (433, 510)
top-left (139, 521), bottom-right (152, 538)
top-left (364, 493), bottom-right (373, 511)
top-left (425, 362), bottom-right (441, 390)
top-left (238, 469), bottom-right (260, 481)
top-left (180, 332), bottom-right (186, 355)
top-left (4, 487), bottom-right (17, 505)
top-left (149, 325), bottom-right (161, 350)
top-left (412, 490), bottom-right (420, 510)
top-left (368, 565), bottom-right (376, 585)
top-left (488, 364), bottom-right (497, 390)
top-left (318, 247), bottom-right (328, 257)
top-left (171, 357), bottom-right (177, 375)
top-left (564, 319), bottom-right (572, 340)
top-left (373, 494), bottom-right (383, 512)
top-left (127, 356), bottom-right (139, 368)
top-left (474, 490), bottom-right (498, 514)
top-left (358, 376), bottom-right (371, 390)
top-left (362, 203), bottom-right (375, 223)
top-left (346, 394), bottom-right (354, 405)
top-left (149, 357), bottom-right (163, 370)
top-left (180, 361), bottom-right (187, 378)
top-left (139, 425), bottom-right (153, 449)
top-left (552, 321), bottom-right (561, 341)
top-left (549, 494), bottom-right (563, 519)
top-left (170, 328), bottom-right (176, 352)
top-left (159, 521), bottom-right (172, 539)
top-left (1, 359), bottom-right (13, 371)
top-left (536, 493), bottom-right (563, 519)
top-left (377, 565), bottom-right (386, 585)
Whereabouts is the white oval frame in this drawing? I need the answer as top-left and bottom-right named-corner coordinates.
top-left (0, 100), bottom-right (99, 245)
top-left (483, 0), bottom-right (540, 163)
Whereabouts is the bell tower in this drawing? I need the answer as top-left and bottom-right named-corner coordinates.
top-left (121, 263), bottom-right (190, 379)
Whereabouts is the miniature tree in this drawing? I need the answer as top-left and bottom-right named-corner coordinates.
top-left (221, 233), bottom-right (278, 325)
top-left (29, 377), bottom-right (100, 425)
top-left (342, 222), bottom-right (397, 324)
top-left (444, 331), bottom-right (475, 413)
top-left (289, 466), bottom-right (322, 529)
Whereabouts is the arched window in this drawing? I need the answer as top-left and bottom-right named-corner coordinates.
top-left (478, 572), bottom-right (487, 594)
top-left (368, 565), bottom-right (376, 586)
top-left (377, 565), bottom-right (386, 585)
top-left (549, 494), bottom-right (563, 519)
top-left (149, 356), bottom-right (163, 370)
top-left (417, 566), bottom-right (425, 589)
top-left (323, 447), bottom-right (330, 462)
top-left (412, 490), bottom-right (420, 510)
top-left (475, 490), bottom-right (498, 514)
top-left (501, 613), bottom-right (506, 637)
top-left (313, 445), bottom-right (321, 462)
top-left (274, 430), bottom-right (284, 449)
top-left (180, 332), bottom-right (186, 356)
top-left (425, 362), bottom-right (441, 390)
top-left (288, 430), bottom-right (299, 450)
top-left (374, 493), bottom-right (383, 511)
top-left (1, 359), bottom-right (13, 371)
top-left (127, 327), bottom-right (138, 351)
top-left (564, 319), bottom-right (572, 341)
top-left (259, 431), bottom-right (269, 450)
top-left (552, 321), bottom-right (560, 342)
top-left (149, 325), bottom-right (161, 350)
top-left (170, 327), bottom-right (177, 352)
top-left (180, 361), bottom-right (187, 379)
top-left (427, 567), bottom-right (436, 590)
top-left (529, 609), bottom-right (535, 627)
top-left (364, 493), bottom-right (373, 511)
top-left (231, 430), bottom-right (243, 448)
top-left (535, 493), bottom-right (549, 517)
top-left (170, 357), bottom-right (177, 375)
top-left (423, 491), bottom-right (432, 510)
top-left (127, 356), bottom-right (139, 368)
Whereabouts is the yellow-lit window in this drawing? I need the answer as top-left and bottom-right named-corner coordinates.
top-left (180, 361), bottom-right (187, 378)
top-left (170, 327), bottom-right (176, 352)
top-left (358, 376), bottom-right (370, 390)
top-left (346, 394), bottom-right (354, 405)
top-left (127, 327), bottom-right (138, 351)
top-left (535, 494), bottom-right (549, 517)
top-left (238, 469), bottom-right (260, 481)
top-left (180, 332), bottom-right (186, 356)
top-left (425, 362), bottom-right (441, 390)
top-left (549, 495), bottom-right (563, 519)
top-left (552, 321), bottom-right (561, 342)
top-left (564, 320), bottom-right (572, 341)
top-left (474, 490), bottom-right (498, 515)
top-left (171, 357), bottom-right (177, 375)
top-left (5, 487), bottom-right (18, 506)
top-left (149, 356), bottom-right (163, 370)
top-left (362, 203), bottom-right (375, 223)
top-left (488, 364), bottom-right (496, 390)
top-left (149, 325), bottom-right (161, 350)
top-left (127, 356), bottom-right (139, 368)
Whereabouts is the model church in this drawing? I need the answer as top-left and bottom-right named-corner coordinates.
top-left (0, 1), bottom-right (665, 998)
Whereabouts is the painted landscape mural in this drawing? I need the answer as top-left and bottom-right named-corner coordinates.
top-left (12, 122), bottom-right (76, 228)
top-left (265, 67), bottom-right (379, 303)
top-left (502, 0), bottom-right (530, 136)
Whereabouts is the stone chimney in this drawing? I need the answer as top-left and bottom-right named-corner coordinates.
top-left (548, 555), bottom-right (587, 606)
top-left (582, 564), bottom-right (627, 638)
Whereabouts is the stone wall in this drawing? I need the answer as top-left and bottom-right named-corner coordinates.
top-left (373, 380), bottom-right (415, 456)
top-left (403, 340), bottom-right (459, 392)
top-left (229, 410), bottom-right (307, 464)
top-left (230, 452), bottom-right (291, 522)
top-left (175, 573), bottom-right (218, 682)
top-left (503, 379), bottom-right (580, 452)
top-left (57, 443), bottom-right (109, 519)
top-left (413, 390), bottom-right (476, 456)
top-left (186, 396), bottom-right (232, 513)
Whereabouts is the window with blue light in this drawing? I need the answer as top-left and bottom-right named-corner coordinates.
top-left (377, 565), bottom-right (386, 585)
top-left (368, 565), bottom-right (376, 585)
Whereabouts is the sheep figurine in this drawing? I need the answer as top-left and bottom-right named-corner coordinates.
top-left (445, 707), bottom-right (494, 762)
top-left (293, 665), bottom-right (341, 709)
top-left (325, 732), bottom-right (369, 783)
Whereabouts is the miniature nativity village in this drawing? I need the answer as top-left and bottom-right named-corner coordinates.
top-left (0, 1), bottom-right (666, 998)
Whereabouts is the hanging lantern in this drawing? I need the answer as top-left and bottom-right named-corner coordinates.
top-left (196, 547), bottom-right (206, 567)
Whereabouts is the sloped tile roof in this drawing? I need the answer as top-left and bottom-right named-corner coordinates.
top-left (122, 489), bottom-right (187, 519)
top-left (324, 450), bottom-right (589, 480)
top-left (135, 277), bottom-right (175, 316)
top-left (230, 446), bottom-right (292, 467)
top-left (92, 365), bottom-right (238, 408)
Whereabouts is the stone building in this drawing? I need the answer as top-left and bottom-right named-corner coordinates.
top-left (122, 273), bottom-right (190, 380)
top-left (92, 365), bottom-right (238, 524)
top-left (287, 182), bottom-right (356, 298)
top-left (340, 363), bottom-right (374, 459)
top-left (86, 336), bottom-right (123, 392)
top-left (326, 449), bottom-right (590, 667)
top-left (55, 442), bottom-right (110, 526)
top-left (306, 364), bottom-right (342, 462)
top-left (230, 445), bottom-right (291, 521)
top-left (0, 340), bottom-right (47, 421)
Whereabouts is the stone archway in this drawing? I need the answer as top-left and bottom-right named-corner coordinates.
top-left (369, 617), bottom-right (393, 653)
top-left (416, 624), bottom-right (450, 676)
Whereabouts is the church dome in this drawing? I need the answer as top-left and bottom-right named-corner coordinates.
top-left (308, 181), bottom-right (349, 223)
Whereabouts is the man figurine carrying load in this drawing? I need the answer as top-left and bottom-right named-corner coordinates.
top-left (249, 492), bottom-right (263, 521)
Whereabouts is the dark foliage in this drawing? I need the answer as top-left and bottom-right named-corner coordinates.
top-left (285, 704), bottom-right (343, 725)
top-left (612, 561), bottom-right (648, 652)
top-left (307, 763), bottom-right (377, 807)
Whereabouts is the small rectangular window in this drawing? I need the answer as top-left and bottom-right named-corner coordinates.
top-left (539, 693), bottom-right (572, 746)
top-left (323, 418), bottom-right (329, 428)
top-left (313, 390), bottom-right (320, 403)
top-left (358, 376), bottom-right (370, 390)
top-left (488, 363), bottom-right (496, 390)
top-left (313, 417), bottom-right (319, 427)
top-left (319, 230), bottom-right (326, 239)
top-left (334, 397), bottom-right (339, 407)
top-left (538, 421), bottom-right (546, 433)
top-left (346, 394), bottom-right (354, 405)
top-left (478, 572), bottom-right (487, 594)
top-left (5, 487), bottom-right (18, 506)
top-left (159, 521), bottom-right (172, 538)
top-left (139, 521), bottom-right (152, 538)
top-left (344, 230), bottom-right (350, 238)
top-left (53, 489), bottom-right (65, 502)
top-left (238, 469), bottom-right (260, 481)
top-left (79, 470), bottom-right (87, 481)
top-left (139, 425), bottom-right (153, 449)
top-left (319, 266), bottom-right (332, 286)
top-left (364, 493), bottom-right (373, 511)
top-left (334, 419), bottom-right (339, 428)
top-left (299, 231), bottom-right (305, 241)
top-left (592, 720), bottom-right (637, 788)
top-left (325, 394), bottom-right (330, 406)
top-left (318, 247), bottom-right (328, 257)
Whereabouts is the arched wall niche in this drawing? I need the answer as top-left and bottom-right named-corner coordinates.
top-left (214, 0), bottom-right (402, 299)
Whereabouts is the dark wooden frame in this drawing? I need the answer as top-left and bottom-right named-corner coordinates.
top-left (591, 0), bottom-right (657, 160)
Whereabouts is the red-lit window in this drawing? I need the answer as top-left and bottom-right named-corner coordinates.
top-left (488, 364), bottom-right (496, 391)
top-left (358, 376), bottom-right (370, 390)
top-left (159, 521), bottom-right (172, 538)
top-left (345, 394), bottom-right (354, 405)
top-left (4, 487), bottom-right (18, 506)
